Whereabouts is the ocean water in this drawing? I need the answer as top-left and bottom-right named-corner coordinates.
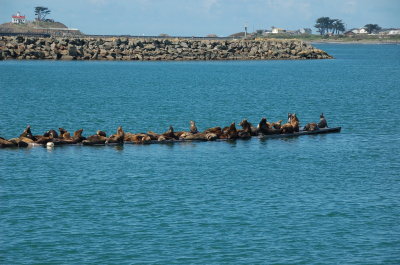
top-left (0, 44), bottom-right (399, 264)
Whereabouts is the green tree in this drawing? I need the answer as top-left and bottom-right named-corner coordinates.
top-left (315, 17), bottom-right (346, 35)
top-left (34, 6), bottom-right (51, 21)
top-left (332, 19), bottom-right (345, 34)
top-left (315, 17), bottom-right (330, 35)
top-left (327, 18), bottom-right (335, 33)
top-left (364, 24), bottom-right (382, 34)
top-left (337, 21), bottom-right (345, 34)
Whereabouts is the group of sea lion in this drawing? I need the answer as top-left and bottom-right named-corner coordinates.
top-left (0, 113), bottom-right (328, 148)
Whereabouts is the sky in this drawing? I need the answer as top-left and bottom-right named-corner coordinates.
top-left (1, 0), bottom-right (399, 36)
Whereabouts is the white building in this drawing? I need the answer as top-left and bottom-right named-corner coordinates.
top-left (352, 28), bottom-right (368, 34)
top-left (271, 27), bottom-right (286, 34)
top-left (11, 12), bottom-right (26, 24)
top-left (388, 29), bottom-right (400, 35)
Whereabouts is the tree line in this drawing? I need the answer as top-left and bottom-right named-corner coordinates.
top-left (315, 17), bottom-right (383, 35)
top-left (315, 17), bottom-right (345, 35)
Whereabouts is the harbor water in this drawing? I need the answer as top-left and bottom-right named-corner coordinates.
top-left (0, 44), bottom-right (399, 264)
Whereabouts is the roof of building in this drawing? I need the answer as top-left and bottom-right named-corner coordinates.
top-left (12, 15), bottom-right (25, 19)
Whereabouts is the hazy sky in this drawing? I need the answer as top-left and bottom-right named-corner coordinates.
top-left (1, 0), bottom-right (399, 36)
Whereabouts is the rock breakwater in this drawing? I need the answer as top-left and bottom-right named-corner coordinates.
top-left (0, 36), bottom-right (332, 61)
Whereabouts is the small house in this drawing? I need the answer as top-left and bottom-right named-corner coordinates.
top-left (388, 29), bottom-right (400, 35)
top-left (344, 30), bottom-right (356, 36)
top-left (11, 12), bottom-right (26, 24)
top-left (351, 28), bottom-right (368, 34)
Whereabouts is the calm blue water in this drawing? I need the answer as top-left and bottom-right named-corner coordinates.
top-left (1, 44), bottom-right (400, 264)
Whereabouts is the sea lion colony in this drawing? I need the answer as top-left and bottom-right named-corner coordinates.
top-left (0, 113), bottom-right (329, 148)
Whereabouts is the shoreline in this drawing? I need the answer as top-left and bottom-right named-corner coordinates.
top-left (0, 57), bottom-right (333, 62)
top-left (311, 40), bottom-right (400, 45)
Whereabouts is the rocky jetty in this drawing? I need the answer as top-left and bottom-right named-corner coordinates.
top-left (0, 36), bottom-right (332, 61)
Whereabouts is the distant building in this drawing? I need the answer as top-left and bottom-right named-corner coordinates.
top-left (377, 28), bottom-right (398, 35)
top-left (285, 30), bottom-right (297, 35)
top-left (271, 27), bottom-right (286, 34)
top-left (263, 29), bottom-right (272, 35)
top-left (11, 12), bottom-right (26, 24)
top-left (388, 29), bottom-right (400, 35)
top-left (299, 28), bottom-right (312, 34)
top-left (351, 28), bottom-right (368, 34)
top-left (359, 28), bottom-right (368, 34)
top-left (344, 30), bottom-right (356, 36)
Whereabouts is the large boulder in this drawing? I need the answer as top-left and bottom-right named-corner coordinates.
top-left (68, 45), bottom-right (79, 56)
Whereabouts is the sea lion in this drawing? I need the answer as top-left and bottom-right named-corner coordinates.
top-left (280, 123), bottom-right (294, 134)
top-left (280, 113), bottom-right (299, 134)
top-left (290, 113), bottom-right (300, 132)
top-left (82, 130), bottom-right (108, 145)
top-left (18, 137), bottom-right (35, 144)
top-left (47, 129), bottom-right (58, 139)
top-left (59, 128), bottom-right (69, 138)
top-left (73, 129), bottom-right (85, 140)
top-left (318, 113), bottom-right (328, 128)
top-left (34, 135), bottom-right (52, 145)
top-left (124, 132), bottom-right (135, 142)
top-left (134, 134), bottom-right (151, 144)
top-left (174, 131), bottom-right (186, 138)
top-left (237, 119), bottom-right (251, 139)
top-left (162, 126), bottom-right (178, 140)
top-left (64, 131), bottom-right (73, 139)
top-left (178, 131), bottom-right (192, 139)
top-left (64, 129), bottom-right (85, 144)
top-left (97, 130), bottom-right (107, 137)
top-left (0, 137), bottom-right (16, 148)
top-left (125, 133), bottom-right (151, 144)
top-left (258, 118), bottom-right (280, 135)
top-left (82, 134), bottom-right (107, 145)
top-left (106, 126), bottom-right (125, 144)
top-left (203, 126), bottom-right (223, 138)
top-left (157, 135), bottom-right (167, 142)
top-left (181, 132), bottom-right (207, 141)
top-left (146, 131), bottom-right (160, 141)
top-left (303, 123), bottom-right (319, 131)
top-left (37, 129), bottom-right (58, 142)
top-left (237, 130), bottom-right (251, 139)
top-left (20, 125), bottom-right (35, 140)
top-left (239, 119), bottom-right (258, 136)
top-left (190, 120), bottom-right (198, 134)
top-left (7, 137), bottom-right (28, 147)
top-left (18, 126), bottom-right (37, 143)
top-left (257, 118), bottom-right (269, 134)
top-left (271, 120), bottom-right (283, 130)
top-left (221, 122), bottom-right (238, 139)
top-left (205, 133), bottom-right (218, 141)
